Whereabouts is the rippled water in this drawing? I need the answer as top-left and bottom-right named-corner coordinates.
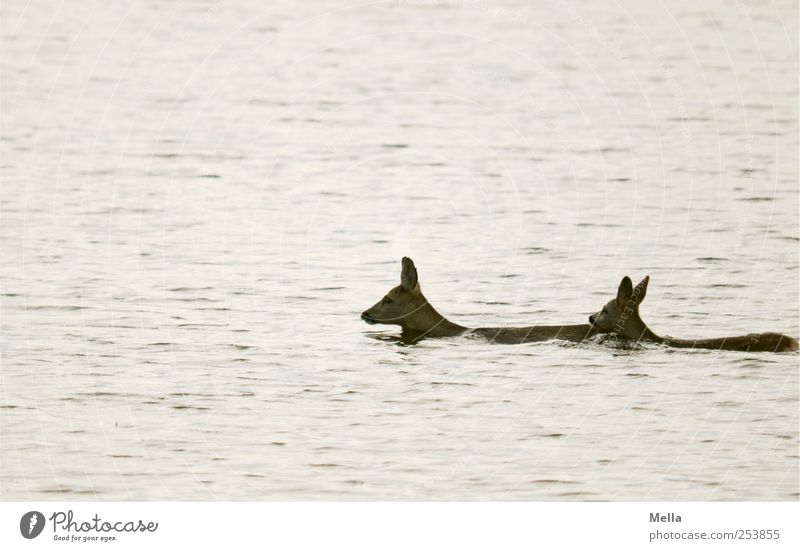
top-left (1, 0), bottom-right (798, 500)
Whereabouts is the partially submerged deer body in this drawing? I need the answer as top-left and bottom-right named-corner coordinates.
top-left (589, 276), bottom-right (799, 353)
top-left (361, 257), bottom-right (596, 344)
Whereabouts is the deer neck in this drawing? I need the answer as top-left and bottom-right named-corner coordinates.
top-left (621, 315), bottom-right (665, 344)
top-left (403, 299), bottom-right (467, 339)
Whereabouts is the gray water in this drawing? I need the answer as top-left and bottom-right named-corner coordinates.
top-left (1, 0), bottom-right (798, 500)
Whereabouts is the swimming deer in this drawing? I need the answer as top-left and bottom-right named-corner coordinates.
top-left (588, 275), bottom-right (799, 353)
top-left (361, 257), bottom-right (597, 344)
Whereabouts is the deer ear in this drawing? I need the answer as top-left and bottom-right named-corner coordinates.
top-left (400, 257), bottom-right (418, 291)
top-left (616, 276), bottom-right (633, 306)
top-left (632, 275), bottom-right (649, 304)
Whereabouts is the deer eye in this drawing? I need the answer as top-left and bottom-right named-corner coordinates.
top-left (602, 308), bottom-right (608, 314)
top-left (383, 297), bottom-right (393, 304)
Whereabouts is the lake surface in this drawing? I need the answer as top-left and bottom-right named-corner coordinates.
top-left (1, 0), bottom-right (798, 500)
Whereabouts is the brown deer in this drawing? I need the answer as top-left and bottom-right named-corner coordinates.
top-left (361, 257), bottom-right (597, 344)
top-left (588, 275), bottom-right (799, 353)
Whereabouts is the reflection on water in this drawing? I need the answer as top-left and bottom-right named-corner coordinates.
top-left (1, 0), bottom-right (798, 500)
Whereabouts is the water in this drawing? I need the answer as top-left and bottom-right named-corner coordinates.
top-left (1, 0), bottom-right (798, 500)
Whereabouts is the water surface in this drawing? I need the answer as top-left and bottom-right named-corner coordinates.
top-left (1, 0), bottom-right (798, 500)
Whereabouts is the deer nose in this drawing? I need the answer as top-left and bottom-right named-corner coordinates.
top-left (361, 311), bottom-right (377, 325)
top-left (589, 314), bottom-right (596, 324)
